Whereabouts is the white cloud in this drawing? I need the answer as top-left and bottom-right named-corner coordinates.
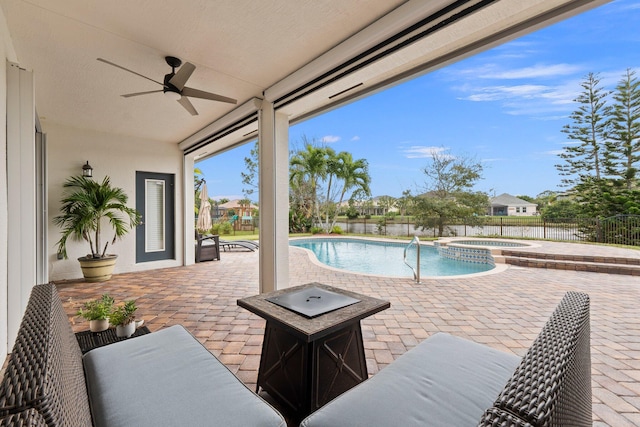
top-left (618, 1), bottom-right (640, 11)
top-left (465, 84), bottom-right (551, 102)
top-left (445, 62), bottom-right (584, 82)
top-left (457, 77), bottom-right (585, 117)
top-left (478, 63), bottom-right (583, 79)
top-left (442, 58), bottom-right (597, 119)
top-left (322, 135), bottom-right (341, 143)
top-left (402, 146), bottom-right (448, 159)
top-left (351, 136), bottom-right (360, 141)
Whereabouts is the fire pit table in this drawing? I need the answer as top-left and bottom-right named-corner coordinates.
top-left (237, 282), bottom-right (390, 420)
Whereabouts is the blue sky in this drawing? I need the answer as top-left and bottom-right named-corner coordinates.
top-left (198, 0), bottom-right (640, 201)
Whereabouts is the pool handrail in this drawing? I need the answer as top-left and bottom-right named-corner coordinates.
top-left (404, 236), bottom-right (420, 283)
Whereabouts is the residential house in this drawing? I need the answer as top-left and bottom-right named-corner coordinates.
top-left (217, 199), bottom-right (258, 230)
top-left (0, 0), bottom-right (607, 364)
top-left (489, 193), bottom-right (538, 216)
top-left (339, 195), bottom-right (399, 216)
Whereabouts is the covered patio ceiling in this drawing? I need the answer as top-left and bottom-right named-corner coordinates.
top-left (2, 0), bottom-right (609, 154)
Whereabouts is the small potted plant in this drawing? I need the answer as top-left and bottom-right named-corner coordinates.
top-left (77, 294), bottom-right (115, 332)
top-left (110, 300), bottom-right (138, 338)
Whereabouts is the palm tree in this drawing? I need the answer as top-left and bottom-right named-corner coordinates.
top-left (329, 152), bottom-right (370, 231)
top-left (290, 143), bottom-right (329, 228)
top-left (54, 175), bottom-right (141, 259)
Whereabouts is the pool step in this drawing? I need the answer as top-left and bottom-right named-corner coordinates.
top-left (502, 250), bottom-right (640, 276)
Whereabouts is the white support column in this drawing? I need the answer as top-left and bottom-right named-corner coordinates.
top-left (258, 101), bottom-right (289, 293)
top-left (184, 155), bottom-right (195, 265)
top-left (6, 63), bottom-right (36, 347)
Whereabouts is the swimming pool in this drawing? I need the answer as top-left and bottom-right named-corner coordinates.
top-left (290, 238), bottom-right (494, 277)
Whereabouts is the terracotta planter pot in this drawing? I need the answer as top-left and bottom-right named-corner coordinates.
top-left (78, 255), bottom-right (118, 282)
top-left (89, 318), bottom-right (109, 332)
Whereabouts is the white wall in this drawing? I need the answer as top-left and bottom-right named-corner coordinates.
top-left (0, 18), bottom-right (9, 362)
top-left (1, 4), bottom-right (18, 362)
top-left (45, 122), bottom-right (184, 281)
top-left (508, 205), bottom-right (538, 216)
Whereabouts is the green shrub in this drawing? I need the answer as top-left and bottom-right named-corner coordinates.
top-left (345, 207), bottom-right (359, 219)
top-left (218, 222), bottom-right (233, 235)
top-left (310, 226), bottom-right (323, 234)
top-left (331, 225), bottom-right (343, 234)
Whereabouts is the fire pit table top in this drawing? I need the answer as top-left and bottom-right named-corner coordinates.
top-left (237, 282), bottom-right (390, 342)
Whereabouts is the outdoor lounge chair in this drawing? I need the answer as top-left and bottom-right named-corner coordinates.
top-left (219, 239), bottom-right (259, 252)
top-left (195, 233), bottom-right (220, 262)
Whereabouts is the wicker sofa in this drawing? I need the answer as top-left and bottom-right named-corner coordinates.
top-left (300, 291), bottom-right (592, 427)
top-left (0, 284), bottom-right (591, 427)
top-left (0, 283), bottom-right (286, 427)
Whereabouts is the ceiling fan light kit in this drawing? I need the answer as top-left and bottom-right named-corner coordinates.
top-left (97, 55), bottom-right (237, 116)
top-left (164, 91), bottom-right (181, 101)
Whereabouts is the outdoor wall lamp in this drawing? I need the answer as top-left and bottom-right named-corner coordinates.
top-left (82, 161), bottom-right (93, 177)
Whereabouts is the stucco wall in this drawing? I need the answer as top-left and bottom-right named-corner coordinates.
top-left (45, 122), bottom-right (184, 281)
top-left (0, 15), bottom-right (9, 361)
top-left (507, 205), bottom-right (537, 216)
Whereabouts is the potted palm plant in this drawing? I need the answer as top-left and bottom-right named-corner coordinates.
top-left (110, 300), bottom-right (138, 338)
top-left (76, 294), bottom-right (115, 332)
top-left (54, 175), bottom-right (141, 282)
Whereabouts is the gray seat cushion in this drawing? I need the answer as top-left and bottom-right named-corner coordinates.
top-left (83, 325), bottom-right (285, 427)
top-left (300, 332), bottom-right (520, 427)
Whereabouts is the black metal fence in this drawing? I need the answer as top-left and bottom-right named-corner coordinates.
top-left (334, 215), bottom-right (640, 246)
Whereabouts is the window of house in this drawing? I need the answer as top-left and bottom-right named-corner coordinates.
top-left (516, 207), bottom-right (520, 213)
top-left (523, 207), bottom-right (527, 213)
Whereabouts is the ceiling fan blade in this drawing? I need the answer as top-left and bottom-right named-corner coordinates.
top-left (169, 62), bottom-right (196, 90)
top-left (97, 58), bottom-right (165, 86)
top-left (178, 96), bottom-right (198, 116)
top-left (121, 90), bottom-right (164, 98)
top-left (182, 87), bottom-right (237, 104)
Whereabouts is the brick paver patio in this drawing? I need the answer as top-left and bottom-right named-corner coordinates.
top-left (56, 240), bottom-right (640, 426)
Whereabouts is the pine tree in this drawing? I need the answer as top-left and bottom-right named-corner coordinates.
top-left (556, 72), bottom-right (611, 186)
top-left (605, 68), bottom-right (640, 189)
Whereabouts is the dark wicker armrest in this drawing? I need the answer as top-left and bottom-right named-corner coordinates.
top-left (0, 284), bottom-right (93, 427)
top-left (479, 291), bottom-right (591, 427)
top-left (0, 409), bottom-right (47, 427)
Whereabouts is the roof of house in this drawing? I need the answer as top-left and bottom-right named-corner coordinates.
top-left (490, 193), bottom-right (536, 207)
top-left (218, 199), bottom-right (258, 210)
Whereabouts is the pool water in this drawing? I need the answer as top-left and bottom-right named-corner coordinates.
top-left (290, 238), bottom-right (494, 277)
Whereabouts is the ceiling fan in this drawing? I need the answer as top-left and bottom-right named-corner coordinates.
top-left (97, 56), bottom-right (237, 116)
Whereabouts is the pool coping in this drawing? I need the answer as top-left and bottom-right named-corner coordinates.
top-left (289, 236), bottom-right (509, 280)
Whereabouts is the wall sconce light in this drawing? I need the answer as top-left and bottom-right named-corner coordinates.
top-left (82, 161), bottom-right (93, 177)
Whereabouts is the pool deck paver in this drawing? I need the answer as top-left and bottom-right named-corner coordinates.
top-left (55, 240), bottom-right (640, 426)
